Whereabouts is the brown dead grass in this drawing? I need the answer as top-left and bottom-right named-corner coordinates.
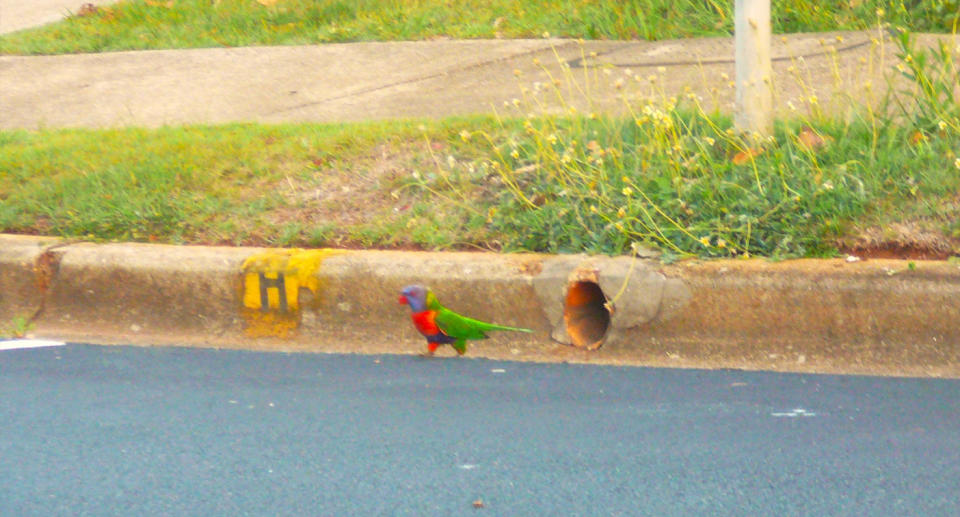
top-left (270, 143), bottom-right (416, 228)
top-left (838, 220), bottom-right (960, 260)
top-left (188, 138), bottom-right (498, 251)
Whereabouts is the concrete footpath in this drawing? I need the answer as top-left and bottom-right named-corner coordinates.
top-left (1, 7), bottom-right (959, 376)
top-left (1, 1), bottom-right (955, 128)
top-left (2, 25), bottom-right (957, 128)
top-left (0, 0), bottom-right (112, 34)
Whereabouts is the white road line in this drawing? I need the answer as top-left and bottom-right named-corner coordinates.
top-left (0, 339), bottom-right (66, 351)
top-left (771, 408), bottom-right (817, 417)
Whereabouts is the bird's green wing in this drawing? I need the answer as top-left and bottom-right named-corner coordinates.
top-left (434, 307), bottom-right (492, 340)
top-left (434, 307), bottom-right (533, 340)
top-left (428, 290), bottom-right (533, 340)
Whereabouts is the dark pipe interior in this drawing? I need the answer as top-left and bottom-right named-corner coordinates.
top-left (563, 281), bottom-right (611, 349)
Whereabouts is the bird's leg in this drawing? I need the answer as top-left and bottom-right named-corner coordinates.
top-left (426, 342), bottom-right (440, 355)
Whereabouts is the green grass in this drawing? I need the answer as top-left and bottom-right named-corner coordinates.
top-left (1, 4), bottom-right (958, 258)
top-left (0, 119), bottom-right (503, 249)
top-left (483, 112), bottom-right (959, 258)
top-left (2, 111), bottom-right (958, 258)
top-left (2, 31), bottom-right (959, 258)
top-left (1, 0), bottom-right (957, 55)
top-left (475, 30), bottom-right (960, 259)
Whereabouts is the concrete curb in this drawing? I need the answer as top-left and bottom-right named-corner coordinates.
top-left (2, 234), bottom-right (959, 377)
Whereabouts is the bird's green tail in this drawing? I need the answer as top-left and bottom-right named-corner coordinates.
top-left (481, 322), bottom-right (533, 333)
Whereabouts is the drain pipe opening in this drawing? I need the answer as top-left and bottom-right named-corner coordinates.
top-left (563, 281), bottom-right (611, 350)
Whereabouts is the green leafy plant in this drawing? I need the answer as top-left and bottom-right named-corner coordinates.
top-left (891, 28), bottom-right (960, 132)
top-left (0, 315), bottom-right (34, 339)
top-left (455, 32), bottom-right (960, 258)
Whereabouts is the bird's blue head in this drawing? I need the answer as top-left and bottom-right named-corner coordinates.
top-left (398, 285), bottom-right (429, 312)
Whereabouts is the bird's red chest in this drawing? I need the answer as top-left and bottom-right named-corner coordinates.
top-left (410, 311), bottom-right (441, 336)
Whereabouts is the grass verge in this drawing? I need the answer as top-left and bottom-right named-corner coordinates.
top-left (0, 118), bottom-right (506, 249)
top-left (2, 17), bottom-right (958, 259)
top-left (472, 29), bottom-right (960, 259)
top-left (2, 112), bottom-right (958, 258)
top-left (1, 0), bottom-right (957, 55)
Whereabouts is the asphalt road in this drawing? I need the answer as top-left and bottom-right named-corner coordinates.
top-left (1, 343), bottom-right (959, 516)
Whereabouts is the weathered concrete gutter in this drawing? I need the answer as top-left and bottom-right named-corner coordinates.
top-left (2, 234), bottom-right (958, 377)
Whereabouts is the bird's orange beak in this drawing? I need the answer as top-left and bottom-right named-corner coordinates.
top-left (398, 294), bottom-right (408, 305)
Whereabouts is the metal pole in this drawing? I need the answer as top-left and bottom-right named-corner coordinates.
top-left (734, 0), bottom-right (773, 137)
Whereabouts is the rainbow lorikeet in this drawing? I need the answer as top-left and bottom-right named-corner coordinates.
top-left (398, 285), bottom-right (533, 356)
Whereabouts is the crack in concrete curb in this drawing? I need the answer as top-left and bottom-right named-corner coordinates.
top-left (26, 239), bottom-right (89, 327)
top-left (27, 247), bottom-right (62, 325)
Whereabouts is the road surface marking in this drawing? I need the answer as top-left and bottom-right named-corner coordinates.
top-left (771, 408), bottom-right (817, 417)
top-left (0, 339), bottom-right (66, 351)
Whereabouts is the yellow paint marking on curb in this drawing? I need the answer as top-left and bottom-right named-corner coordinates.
top-left (240, 249), bottom-right (344, 337)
